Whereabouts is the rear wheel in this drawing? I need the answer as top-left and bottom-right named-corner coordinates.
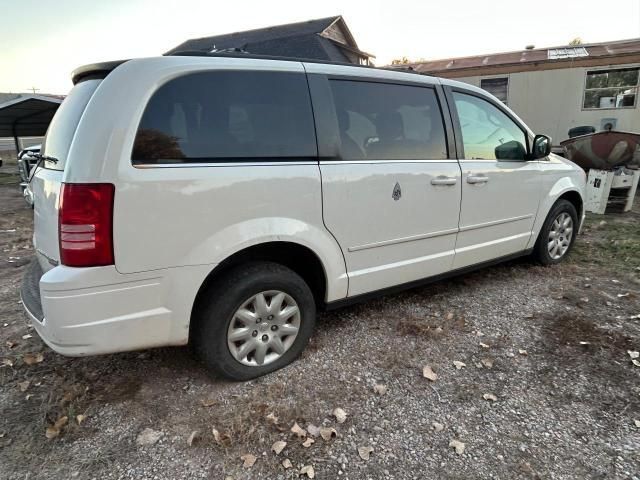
top-left (533, 199), bottom-right (578, 265)
top-left (192, 261), bottom-right (316, 380)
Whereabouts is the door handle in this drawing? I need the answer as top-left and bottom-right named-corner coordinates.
top-left (466, 174), bottom-right (489, 184)
top-left (430, 176), bottom-right (458, 186)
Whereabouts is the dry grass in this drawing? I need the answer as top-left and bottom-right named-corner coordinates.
top-left (396, 313), bottom-right (466, 340)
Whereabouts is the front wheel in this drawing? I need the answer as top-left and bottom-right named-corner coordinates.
top-left (533, 199), bottom-right (578, 265)
top-left (192, 261), bottom-right (316, 380)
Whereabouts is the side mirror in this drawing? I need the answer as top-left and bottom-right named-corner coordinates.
top-left (495, 140), bottom-right (526, 160)
top-left (531, 134), bottom-right (552, 159)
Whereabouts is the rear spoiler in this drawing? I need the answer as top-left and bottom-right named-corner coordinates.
top-left (71, 60), bottom-right (129, 85)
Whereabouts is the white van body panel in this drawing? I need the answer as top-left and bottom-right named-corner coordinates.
top-left (526, 155), bottom-right (587, 248)
top-left (59, 57), bottom-right (348, 301)
top-left (23, 56), bottom-right (586, 358)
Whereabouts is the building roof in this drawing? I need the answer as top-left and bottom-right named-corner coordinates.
top-left (166, 16), bottom-right (374, 63)
top-left (0, 95), bottom-right (63, 138)
top-left (397, 38), bottom-right (640, 78)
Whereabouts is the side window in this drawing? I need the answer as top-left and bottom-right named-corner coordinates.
top-left (453, 92), bottom-right (527, 161)
top-left (132, 71), bottom-right (317, 164)
top-left (329, 80), bottom-right (448, 160)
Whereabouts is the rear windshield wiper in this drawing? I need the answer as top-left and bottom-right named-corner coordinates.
top-left (27, 153), bottom-right (60, 185)
top-left (31, 153), bottom-right (59, 164)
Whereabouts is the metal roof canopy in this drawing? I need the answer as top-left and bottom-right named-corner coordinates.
top-left (0, 95), bottom-right (62, 152)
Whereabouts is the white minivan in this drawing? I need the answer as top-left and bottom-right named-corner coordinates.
top-left (22, 54), bottom-right (586, 380)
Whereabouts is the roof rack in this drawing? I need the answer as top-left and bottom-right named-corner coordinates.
top-left (166, 50), bottom-right (432, 77)
top-left (71, 52), bottom-right (433, 85)
top-left (167, 49), bottom-right (374, 68)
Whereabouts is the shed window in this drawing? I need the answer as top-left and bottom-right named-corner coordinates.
top-left (480, 78), bottom-right (508, 105)
top-left (583, 68), bottom-right (639, 109)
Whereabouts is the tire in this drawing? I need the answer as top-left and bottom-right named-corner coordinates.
top-left (192, 261), bottom-right (316, 380)
top-left (533, 199), bottom-right (578, 265)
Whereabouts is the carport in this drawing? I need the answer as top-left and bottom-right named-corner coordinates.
top-left (0, 95), bottom-right (63, 154)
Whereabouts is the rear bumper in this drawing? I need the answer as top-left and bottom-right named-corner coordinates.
top-left (20, 258), bottom-right (213, 356)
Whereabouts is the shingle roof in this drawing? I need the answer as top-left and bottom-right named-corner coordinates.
top-left (167, 16), bottom-right (342, 54)
top-left (396, 38), bottom-right (640, 77)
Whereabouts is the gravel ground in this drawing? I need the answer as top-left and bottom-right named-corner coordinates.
top-left (1, 165), bottom-right (639, 480)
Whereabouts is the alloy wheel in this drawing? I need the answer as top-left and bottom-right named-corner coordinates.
top-left (227, 290), bottom-right (301, 366)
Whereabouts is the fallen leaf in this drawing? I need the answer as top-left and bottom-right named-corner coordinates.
top-left (76, 414), bottom-right (87, 425)
top-left (453, 361), bottom-right (466, 370)
top-left (307, 424), bottom-right (320, 437)
top-left (265, 412), bottom-right (279, 425)
top-left (627, 351), bottom-right (639, 359)
top-left (320, 427), bottom-right (337, 441)
top-left (422, 365), bottom-right (438, 382)
top-left (446, 312), bottom-right (454, 320)
top-left (449, 439), bottom-right (465, 455)
top-left (332, 407), bottom-right (347, 424)
top-left (481, 358), bottom-right (494, 369)
top-left (2, 358), bottom-right (14, 367)
top-left (432, 422), bottom-right (444, 432)
top-left (300, 465), bottom-right (315, 478)
top-left (373, 384), bottom-right (387, 396)
top-left (5, 341), bottom-right (16, 349)
top-left (358, 445), bottom-right (374, 460)
top-left (45, 416), bottom-right (68, 440)
top-left (291, 422), bottom-right (307, 438)
top-left (23, 353), bottom-right (43, 365)
top-left (632, 359), bottom-right (640, 367)
top-left (272, 440), bottom-right (286, 454)
top-left (617, 293), bottom-right (629, 298)
top-left (518, 349), bottom-right (528, 356)
top-left (302, 437), bottom-right (315, 448)
top-left (212, 427), bottom-right (232, 447)
top-left (483, 393), bottom-right (498, 402)
top-left (136, 428), bottom-right (163, 446)
top-left (22, 334), bottom-right (33, 340)
top-left (634, 420), bottom-right (640, 428)
top-left (200, 398), bottom-right (216, 407)
top-left (240, 453), bottom-right (256, 468)
top-left (187, 430), bottom-right (199, 446)
top-left (62, 391), bottom-right (75, 403)
top-left (282, 458), bottom-right (292, 469)
top-left (479, 342), bottom-right (490, 349)
top-left (18, 380), bottom-right (30, 392)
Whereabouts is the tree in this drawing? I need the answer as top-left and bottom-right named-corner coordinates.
top-left (568, 37), bottom-right (583, 46)
top-left (391, 57), bottom-right (411, 65)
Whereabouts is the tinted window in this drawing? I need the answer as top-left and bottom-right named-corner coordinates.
top-left (329, 80), bottom-right (447, 160)
top-left (453, 92), bottom-right (527, 161)
top-left (132, 71), bottom-right (317, 164)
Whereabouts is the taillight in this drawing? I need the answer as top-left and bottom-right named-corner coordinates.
top-left (58, 183), bottom-right (115, 267)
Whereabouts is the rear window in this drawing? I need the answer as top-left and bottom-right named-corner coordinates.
top-left (132, 71), bottom-right (317, 164)
top-left (42, 79), bottom-right (101, 171)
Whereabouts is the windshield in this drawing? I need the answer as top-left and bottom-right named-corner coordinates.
top-left (42, 79), bottom-right (101, 170)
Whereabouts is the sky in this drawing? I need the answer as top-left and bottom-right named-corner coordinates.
top-left (1, 0), bottom-right (639, 94)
